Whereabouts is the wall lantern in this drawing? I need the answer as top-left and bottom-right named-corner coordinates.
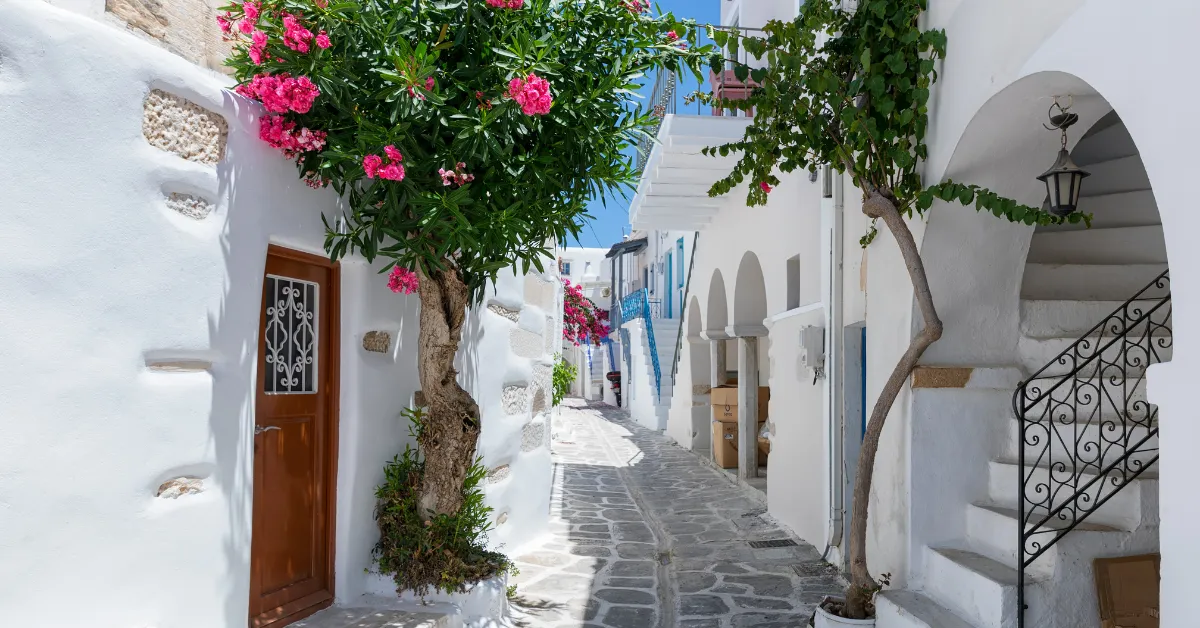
top-left (1037, 99), bottom-right (1090, 216)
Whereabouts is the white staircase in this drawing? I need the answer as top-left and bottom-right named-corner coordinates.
top-left (879, 113), bottom-right (1165, 628)
top-left (622, 316), bottom-right (681, 431)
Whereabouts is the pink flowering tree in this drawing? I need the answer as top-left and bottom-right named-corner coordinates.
top-left (562, 280), bottom-right (609, 347)
top-left (219, 0), bottom-right (712, 517)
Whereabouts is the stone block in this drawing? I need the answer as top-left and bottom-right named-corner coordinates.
top-left (156, 476), bottom-right (204, 498)
top-left (143, 89), bottom-right (228, 165)
top-left (487, 464), bottom-right (511, 483)
top-left (510, 327), bottom-right (543, 359)
top-left (521, 421), bottom-right (545, 452)
top-left (502, 385), bottom-right (529, 415)
top-left (165, 192), bottom-right (214, 220)
top-left (487, 302), bottom-right (521, 322)
top-left (107, 0), bottom-right (168, 39)
top-left (107, 0), bottom-right (227, 67)
top-left (362, 331), bottom-right (391, 354)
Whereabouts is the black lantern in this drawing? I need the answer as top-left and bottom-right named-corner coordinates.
top-left (1037, 102), bottom-right (1089, 217)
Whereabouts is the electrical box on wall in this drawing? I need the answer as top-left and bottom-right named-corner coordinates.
top-left (800, 325), bottom-right (826, 379)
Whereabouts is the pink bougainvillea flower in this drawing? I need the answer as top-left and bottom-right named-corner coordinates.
top-left (622, 0), bottom-right (649, 14)
top-left (383, 145), bottom-right (404, 163)
top-left (378, 163), bottom-right (406, 181)
top-left (506, 74), bottom-right (553, 116)
top-left (315, 30), bottom-right (331, 49)
top-left (485, 0), bottom-right (524, 7)
top-left (363, 154), bottom-right (383, 178)
top-left (387, 267), bottom-right (419, 294)
top-left (759, 182), bottom-right (773, 193)
top-left (666, 30), bottom-right (679, 41)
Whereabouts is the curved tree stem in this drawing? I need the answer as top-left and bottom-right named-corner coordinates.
top-left (843, 191), bottom-right (943, 618)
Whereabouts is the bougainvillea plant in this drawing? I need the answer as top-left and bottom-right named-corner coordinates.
top-left (562, 279), bottom-right (609, 347)
top-left (219, 0), bottom-right (713, 518)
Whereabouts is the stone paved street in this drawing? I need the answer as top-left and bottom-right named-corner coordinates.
top-left (506, 398), bottom-right (844, 628)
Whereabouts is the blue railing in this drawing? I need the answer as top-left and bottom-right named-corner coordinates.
top-left (605, 336), bottom-right (616, 374)
top-left (620, 288), bottom-right (662, 398)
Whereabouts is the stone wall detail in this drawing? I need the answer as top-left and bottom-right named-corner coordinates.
top-left (487, 303), bottom-right (521, 322)
top-left (510, 327), bottom-right (544, 359)
top-left (521, 421), bottom-right (546, 452)
top-left (487, 464), bottom-right (511, 484)
top-left (106, 0), bottom-right (231, 69)
top-left (156, 476), bottom-right (204, 498)
top-left (143, 89), bottom-right (228, 165)
top-left (362, 331), bottom-right (392, 354)
top-left (502, 385), bottom-right (529, 415)
top-left (165, 192), bottom-right (214, 220)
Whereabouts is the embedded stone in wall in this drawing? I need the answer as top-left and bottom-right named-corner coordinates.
top-left (521, 421), bottom-right (545, 452)
top-left (362, 331), bottom-right (392, 354)
top-left (502, 385), bottom-right (530, 415)
top-left (510, 328), bottom-right (544, 359)
top-left (107, 0), bottom-right (168, 40)
top-left (156, 477), bottom-right (204, 499)
top-left (106, 0), bottom-right (227, 68)
top-left (165, 192), bottom-right (214, 220)
top-left (496, 512), bottom-right (509, 525)
top-left (544, 315), bottom-right (557, 354)
top-left (531, 387), bottom-right (548, 415)
top-left (488, 303), bottom-right (521, 323)
top-left (143, 89), bottom-right (228, 165)
top-left (487, 464), bottom-right (511, 483)
top-left (693, 384), bottom-right (712, 395)
top-left (145, 358), bottom-right (212, 372)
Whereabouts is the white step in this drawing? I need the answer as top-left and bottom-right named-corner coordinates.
top-left (1027, 226), bottom-right (1166, 265)
top-left (1073, 155), bottom-right (1150, 196)
top-left (1017, 376), bottom-right (1148, 421)
top-left (986, 460), bottom-right (1155, 531)
top-left (876, 590), bottom-right (973, 628)
top-left (1020, 263), bottom-right (1169, 301)
top-left (1072, 122), bottom-right (1139, 167)
top-left (1001, 415), bottom-right (1158, 471)
top-left (965, 502), bottom-right (1122, 580)
top-left (925, 547), bottom-right (1019, 628)
top-left (1020, 296), bottom-right (1171, 338)
top-left (1036, 190), bottom-right (1160, 232)
top-left (1018, 335), bottom-right (1171, 377)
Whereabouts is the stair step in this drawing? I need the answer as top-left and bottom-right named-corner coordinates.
top-left (875, 590), bottom-right (973, 628)
top-left (966, 502), bottom-right (1124, 580)
top-left (1072, 122), bottom-right (1140, 167)
top-left (1021, 263), bottom-right (1169, 301)
top-left (986, 460), bottom-right (1153, 531)
top-left (1027, 226), bottom-right (1166, 266)
top-left (1036, 190), bottom-right (1160, 233)
top-left (1072, 155), bottom-right (1150, 196)
top-left (1002, 415), bottom-right (1158, 470)
top-left (1018, 335), bottom-right (1171, 377)
top-left (1017, 375), bottom-right (1148, 420)
top-left (1020, 295), bottom-right (1171, 338)
top-left (925, 547), bottom-right (1018, 628)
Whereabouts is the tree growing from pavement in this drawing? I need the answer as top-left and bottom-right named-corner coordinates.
top-left (219, 0), bottom-right (712, 518)
top-left (701, 0), bottom-right (1084, 617)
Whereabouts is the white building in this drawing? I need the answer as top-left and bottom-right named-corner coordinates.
top-left (558, 246), bottom-right (612, 399)
top-left (0, 3), bottom-right (559, 627)
top-left (625, 0), bottom-right (1196, 626)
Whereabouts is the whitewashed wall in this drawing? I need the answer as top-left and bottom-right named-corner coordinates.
top-left (0, 2), bottom-right (553, 625)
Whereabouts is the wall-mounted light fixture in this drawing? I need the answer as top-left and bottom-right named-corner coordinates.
top-left (1037, 99), bottom-right (1090, 217)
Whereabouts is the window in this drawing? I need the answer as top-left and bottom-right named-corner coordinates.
top-left (584, 261), bottom-right (592, 276)
top-left (263, 275), bottom-right (319, 394)
top-left (562, 260), bottom-right (572, 276)
top-left (786, 255), bottom-right (801, 310)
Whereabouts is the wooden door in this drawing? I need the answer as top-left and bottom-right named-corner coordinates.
top-left (249, 245), bottom-right (340, 628)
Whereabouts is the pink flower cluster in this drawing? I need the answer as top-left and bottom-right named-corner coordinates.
top-left (622, 0), bottom-right (649, 14)
top-left (259, 115), bottom-right (327, 158)
top-left (759, 181), bottom-right (773, 193)
top-left (363, 145), bottom-right (406, 181)
top-left (218, 3), bottom-right (330, 65)
top-left (281, 13), bottom-right (329, 53)
top-left (485, 0), bottom-right (524, 7)
top-left (236, 73), bottom-right (321, 113)
top-left (408, 77), bottom-right (436, 100)
top-left (506, 74), bottom-right (553, 116)
top-left (439, 162), bottom-right (475, 187)
top-left (562, 279), bottom-right (610, 346)
top-left (388, 267), bottom-right (419, 294)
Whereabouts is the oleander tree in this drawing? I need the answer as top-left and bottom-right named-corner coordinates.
top-left (219, 0), bottom-right (713, 516)
top-left (700, 0), bottom-right (1086, 618)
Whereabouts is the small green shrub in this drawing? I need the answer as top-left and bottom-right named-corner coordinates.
top-left (373, 407), bottom-right (513, 596)
top-left (552, 355), bottom-right (577, 406)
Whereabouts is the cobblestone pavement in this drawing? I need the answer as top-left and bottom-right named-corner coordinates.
top-left (507, 398), bottom-right (844, 628)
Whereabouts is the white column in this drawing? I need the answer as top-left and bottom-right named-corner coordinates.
top-left (738, 337), bottom-right (760, 480)
top-left (710, 340), bottom-right (728, 389)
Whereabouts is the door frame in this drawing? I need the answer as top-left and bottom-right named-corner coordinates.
top-left (250, 243), bottom-right (342, 628)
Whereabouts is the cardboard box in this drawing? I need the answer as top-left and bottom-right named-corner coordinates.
top-left (711, 386), bottom-right (770, 423)
top-left (712, 421), bottom-right (769, 469)
top-left (1095, 553), bottom-right (1159, 628)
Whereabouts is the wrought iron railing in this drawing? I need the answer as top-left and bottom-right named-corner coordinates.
top-left (1013, 270), bottom-right (1170, 626)
top-left (671, 233), bottom-right (699, 386)
top-left (636, 71), bottom-right (676, 175)
top-left (621, 288), bottom-right (662, 398)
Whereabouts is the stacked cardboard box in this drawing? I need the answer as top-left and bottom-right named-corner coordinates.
top-left (710, 385), bottom-right (771, 469)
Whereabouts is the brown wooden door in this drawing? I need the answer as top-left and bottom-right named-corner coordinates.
top-left (249, 246), bottom-right (340, 628)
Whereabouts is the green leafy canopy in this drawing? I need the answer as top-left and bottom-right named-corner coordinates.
top-left (696, 0), bottom-right (1087, 244)
top-left (221, 0), bottom-right (715, 298)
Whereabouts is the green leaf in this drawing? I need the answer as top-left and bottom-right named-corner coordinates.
top-left (957, 187), bottom-right (974, 205)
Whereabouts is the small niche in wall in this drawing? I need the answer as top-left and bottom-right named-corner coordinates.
top-left (786, 255), bottom-right (801, 310)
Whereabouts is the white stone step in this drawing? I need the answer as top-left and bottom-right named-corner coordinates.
top-left (1027, 226), bottom-right (1166, 266)
top-left (1036, 190), bottom-right (1160, 233)
top-left (1001, 415), bottom-right (1158, 471)
top-left (1017, 376), bottom-right (1148, 420)
top-left (924, 547), bottom-right (1019, 628)
top-left (1072, 123), bottom-right (1139, 167)
top-left (876, 590), bottom-right (974, 628)
top-left (1020, 296), bottom-right (1171, 338)
top-left (965, 502), bottom-right (1123, 580)
top-left (986, 460), bottom-right (1155, 531)
top-left (1018, 335), bottom-right (1171, 377)
top-left (1073, 155), bottom-right (1150, 196)
top-left (1020, 263), bottom-right (1169, 301)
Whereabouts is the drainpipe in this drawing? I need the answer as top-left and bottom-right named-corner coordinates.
top-left (825, 168), bottom-right (846, 557)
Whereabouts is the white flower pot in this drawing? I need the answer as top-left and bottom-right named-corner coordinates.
top-left (814, 604), bottom-right (876, 628)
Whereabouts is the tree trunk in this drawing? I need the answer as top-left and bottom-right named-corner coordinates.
top-left (415, 266), bottom-right (482, 516)
top-left (843, 192), bottom-right (943, 619)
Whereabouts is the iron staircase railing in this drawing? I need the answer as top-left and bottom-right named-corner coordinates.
top-left (621, 288), bottom-right (662, 399)
top-left (1013, 270), bottom-right (1170, 626)
top-left (671, 233), bottom-right (699, 386)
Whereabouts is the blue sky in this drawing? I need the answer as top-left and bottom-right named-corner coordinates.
top-left (571, 0), bottom-right (722, 249)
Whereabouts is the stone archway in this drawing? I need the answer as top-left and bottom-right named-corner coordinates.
top-left (706, 269), bottom-right (729, 336)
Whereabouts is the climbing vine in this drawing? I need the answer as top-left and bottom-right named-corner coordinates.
top-left (698, 0), bottom-right (1090, 619)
